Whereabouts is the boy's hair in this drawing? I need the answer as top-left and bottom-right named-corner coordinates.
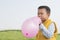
top-left (38, 6), bottom-right (51, 13)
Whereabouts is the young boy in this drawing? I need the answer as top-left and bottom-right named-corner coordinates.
top-left (36, 6), bottom-right (57, 40)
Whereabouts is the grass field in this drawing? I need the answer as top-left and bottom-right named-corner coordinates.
top-left (0, 30), bottom-right (59, 40)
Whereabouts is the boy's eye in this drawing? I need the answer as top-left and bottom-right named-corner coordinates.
top-left (41, 13), bottom-right (43, 15)
top-left (38, 12), bottom-right (44, 16)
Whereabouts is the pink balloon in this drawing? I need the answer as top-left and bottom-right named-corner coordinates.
top-left (21, 16), bottom-right (41, 38)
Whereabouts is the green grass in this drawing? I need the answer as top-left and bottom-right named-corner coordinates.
top-left (0, 30), bottom-right (59, 40)
top-left (57, 34), bottom-right (60, 40)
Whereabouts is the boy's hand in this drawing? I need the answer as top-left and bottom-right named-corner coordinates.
top-left (39, 19), bottom-right (42, 25)
top-left (39, 21), bottom-right (42, 26)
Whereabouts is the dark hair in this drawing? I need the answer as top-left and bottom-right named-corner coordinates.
top-left (38, 6), bottom-right (51, 13)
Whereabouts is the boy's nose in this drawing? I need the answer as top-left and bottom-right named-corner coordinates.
top-left (38, 15), bottom-right (41, 17)
top-left (38, 16), bottom-right (41, 19)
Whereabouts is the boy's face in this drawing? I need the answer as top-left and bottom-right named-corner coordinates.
top-left (38, 8), bottom-right (50, 22)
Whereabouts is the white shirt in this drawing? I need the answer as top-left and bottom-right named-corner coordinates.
top-left (39, 23), bottom-right (55, 38)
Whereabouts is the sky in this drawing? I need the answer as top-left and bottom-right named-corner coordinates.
top-left (0, 0), bottom-right (60, 33)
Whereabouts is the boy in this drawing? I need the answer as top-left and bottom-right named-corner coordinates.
top-left (36, 6), bottom-right (57, 40)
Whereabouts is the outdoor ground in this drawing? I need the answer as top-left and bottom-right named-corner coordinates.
top-left (0, 30), bottom-right (59, 40)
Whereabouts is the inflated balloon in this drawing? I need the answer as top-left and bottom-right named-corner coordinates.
top-left (21, 16), bottom-right (41, 38)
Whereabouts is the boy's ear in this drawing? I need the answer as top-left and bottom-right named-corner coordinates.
top-left (48, 13), bottom-right (50, 16)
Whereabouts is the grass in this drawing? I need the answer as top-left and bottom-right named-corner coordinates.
top-left (0, 30), bottom-right (59, 40)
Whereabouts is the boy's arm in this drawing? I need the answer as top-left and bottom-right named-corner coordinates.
top-left (39, 23), bottom-right (55, 38)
